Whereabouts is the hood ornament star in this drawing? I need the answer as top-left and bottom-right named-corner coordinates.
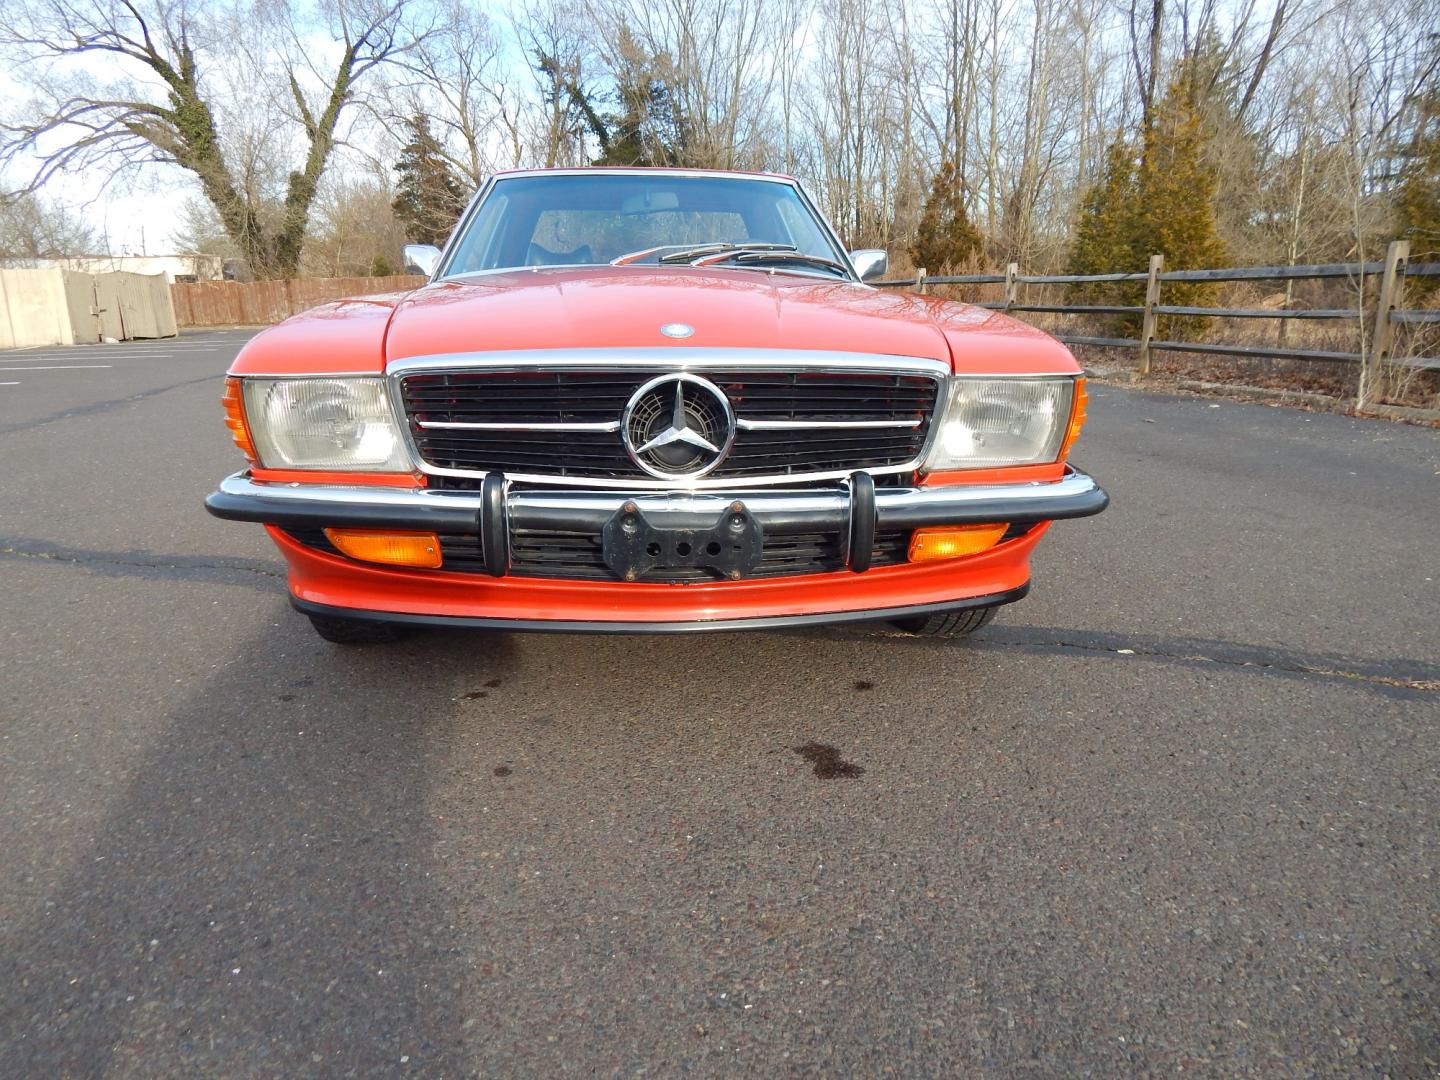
top-left (634, 379), bottom-right (720, 456)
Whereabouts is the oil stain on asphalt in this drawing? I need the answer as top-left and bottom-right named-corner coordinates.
top-left (794, 742), bottom-right (865, 779)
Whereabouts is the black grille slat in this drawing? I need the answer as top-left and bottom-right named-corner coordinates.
top-left (402, 368), bottom-right (939, 481)
top-left (501, 529), bottom-right (911, 582)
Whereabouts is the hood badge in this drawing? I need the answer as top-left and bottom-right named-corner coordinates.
top-left (660, 322), bottom-right (694, 339)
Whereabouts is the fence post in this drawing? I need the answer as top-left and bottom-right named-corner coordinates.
top-left (1004, 262), bottom-right (1018, 310)
top-left (1360, 239), bottom-right (1409, 412)
top-left (916, 268), bottom-right (927, 296)
top-left (1138, 253), bottom-right (1164, 378)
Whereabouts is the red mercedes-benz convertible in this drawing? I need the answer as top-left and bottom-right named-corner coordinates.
top-left (206, 168), bottom-right (1107, 643)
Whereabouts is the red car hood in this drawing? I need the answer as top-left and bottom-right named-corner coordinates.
top-left (382, 268), bottom-right (1078, 375)
top-left (228, 267), bottom-right (1079, 376)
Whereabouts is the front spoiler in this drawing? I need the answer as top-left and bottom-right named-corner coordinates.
top-left (293, 585), bottom-right (1030, 635)
top-left (206, 466), bottom-right (1108, 576)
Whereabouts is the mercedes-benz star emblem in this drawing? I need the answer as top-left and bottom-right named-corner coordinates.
top-left (621, 374), bottom-right (735, 479)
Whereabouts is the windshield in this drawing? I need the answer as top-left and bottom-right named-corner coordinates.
top-left (440, 173), bottom-right (849, 279)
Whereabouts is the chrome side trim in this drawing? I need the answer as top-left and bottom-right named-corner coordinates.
top-left (417, 420), bottom-right (621, 433)
top-left (416, 417), bottom-right (919, 434)
top-left (735, 418), bottom-right (921, 431)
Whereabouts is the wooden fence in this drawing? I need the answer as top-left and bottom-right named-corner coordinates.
top-left (170, 274), bottom-right (426, 328)
top-left (877, 240), bottom-right (1439, 405)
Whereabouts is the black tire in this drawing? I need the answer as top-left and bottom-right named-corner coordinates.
top-left (888, 604), bottom-right (998, 639)
top-left (307, 613), bottom-right (404, 645)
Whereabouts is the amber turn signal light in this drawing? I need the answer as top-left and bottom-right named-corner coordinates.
top-left (222, 377), bottom-right (258, 464)
top-left (1058, 377), bottom-right (1088, 460)
top-left (323, 529), bottom-right (443, 569)
top-left (907, 523), bottom-right (1009, 563)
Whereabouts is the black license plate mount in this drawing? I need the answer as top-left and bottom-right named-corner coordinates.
top-left (601, 501), bottom-right (764, 581)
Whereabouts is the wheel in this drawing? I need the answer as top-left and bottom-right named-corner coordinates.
top-left (307, 613), bottom-right (405, 645)
top-left (888, 604), bottom-right (998, 639)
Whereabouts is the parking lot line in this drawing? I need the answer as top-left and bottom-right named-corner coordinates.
top-left (0, 365), bottom-right (113, 371)
top-left (0, 360), bottom-right (163, 368)
top-left (7, 351), bottom-right (224, 361)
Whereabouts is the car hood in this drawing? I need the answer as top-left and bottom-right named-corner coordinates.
top-left (382, 267), bottom-right (1078, 375)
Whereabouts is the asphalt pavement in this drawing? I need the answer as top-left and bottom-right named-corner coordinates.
top-left (1, 331), bottom-right (1437, 1077)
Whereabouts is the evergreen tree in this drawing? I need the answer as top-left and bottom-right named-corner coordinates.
top-left (1397, 88), bottom-right (1439, 283)
top-left (589, 27), bottom-right (687, 167)
top-left (1066, 76), bottom-right (1226, 333)
top-left (392, 115), bottom-right (468, 247)
top-left (1137, 79), bottom-right (1227, 275)
top-left (1067, 136), bottom-right (1140, 279)
top-left (910, 160), bottom-right (983, 274)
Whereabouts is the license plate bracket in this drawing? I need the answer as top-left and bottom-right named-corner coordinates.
top-left (601, 501), bottom-right (764, 581)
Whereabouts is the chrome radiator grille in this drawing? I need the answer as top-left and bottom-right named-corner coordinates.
top-left (399, 366), bottom-right (942, 485)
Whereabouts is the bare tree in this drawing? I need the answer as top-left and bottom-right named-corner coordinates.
top-left (585, 0), bottom-right (793, 170)
top-left (513, 0), bottom-right (598, 168)
top-left (1129, 0), bottom-right (1165, 136)
top-left (303, 168), bottom-right (409, 277)
top-left (0, 0), bottom-right (436, 278)
top-left (0, 191), bottom-right (99, 262)
top-left (376, 0), bottom-right (520, 185)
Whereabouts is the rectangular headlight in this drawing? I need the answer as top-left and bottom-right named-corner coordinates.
top-left (925, 377), bottom-right (1076, 471)
top-left (240, 378), bottom-right (410, 471)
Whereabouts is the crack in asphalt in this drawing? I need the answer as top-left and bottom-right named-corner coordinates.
top-left (975, 633), bottom-right (1440, 694)
top-left (0, 541), bottom-right (284, 582)
top-left (0, 373), bottom-right (223, 437)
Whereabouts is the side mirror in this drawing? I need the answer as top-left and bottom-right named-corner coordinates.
top-left (403, 244), bottom-right (442, 277)
top-left (849, 249), bottom-right (888, 282)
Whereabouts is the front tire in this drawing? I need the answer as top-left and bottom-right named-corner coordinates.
top-left (888, 605), bottom-right (997, 639)
top-left (307, 613), bottom-right (404, 645)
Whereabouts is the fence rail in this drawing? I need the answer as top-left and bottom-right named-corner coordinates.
top-left (171, 274), bottom-right (426, 328)
top-left (877, 242), bottom-right (1440, 398)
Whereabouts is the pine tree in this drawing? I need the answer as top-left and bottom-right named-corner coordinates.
top-left (392, 115), bottom-right (468, 248)
top-left (590, 27), bottom-right (687, 167)
top-left (910, 160), bottom-right (983, 274)
top-left (1065, 76), bottom-right (1226, 333)
top-left (1067, 136), bottom-right (1141, 280)
top-left (1397, 88), bottom-right (1439, 297)
top-left (1136, 80), bottom-right (1227, 277)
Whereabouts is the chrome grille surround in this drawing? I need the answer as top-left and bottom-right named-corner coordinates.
top-left (388, 348), bottom-right (950, 490)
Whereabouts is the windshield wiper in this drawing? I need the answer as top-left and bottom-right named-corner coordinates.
top-left (656, 241), bottom-right (796, 264)
top-left (694, 248), bottom-right (851, 277)
top-left (611, 241), bottom-right (851, 278)
top-left (610, 244), bottom-right (696, 266)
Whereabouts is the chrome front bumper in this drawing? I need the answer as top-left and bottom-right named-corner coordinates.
top-left (206, 467), bottom-right (1108, 576)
